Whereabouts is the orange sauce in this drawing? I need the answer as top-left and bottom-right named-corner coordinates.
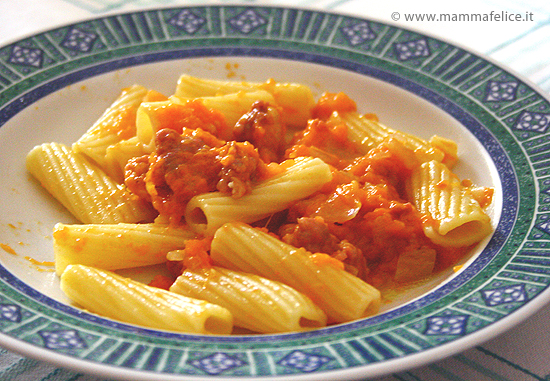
top-left (24, 257), bottom-right (55, 267)
top-left (120, 87), bottom-right (491, 292)
top-left (148, 99), bottom-right (231, 140)
top-left (312, 92), bottom-right (357, 119)
top-left (0, 243), bottom-right (16, 255)
top-left (181, 238), bottom-right (213, 271)
top-left (310, 253), bottom-right (345, 270)
top-left (24, 256), bottom-right (55, 272)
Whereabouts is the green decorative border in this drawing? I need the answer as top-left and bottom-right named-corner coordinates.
top-left (0, 5), bottom-right (548, 379)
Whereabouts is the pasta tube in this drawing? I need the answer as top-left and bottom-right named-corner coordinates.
top-left (53, 223), bottom-right (197, 275)
top-left (135, 100), bottom-right (170, 147)
top-left (170, 266), bottom-right (327, 333)
top-left (26, 143), bottom-right (156, 224)
top-left (340, 112), bottom-right (456, 166)
top-left (72, 84), bottom-right (149, 177)
top-left (60, 265), bottom-right (233, 334)
top-left (407, 160), bottom-right (493, 247)
top-left (104, 136), bottom-right (151, 183)
top-left (135, 98), bottom-right (230, 148)
top-left (174, 74), bottom-right (315, 127)
top-left (429, 135), bottom-right (458, 168)
top-left (171, 90), bottom-right (275, 129)
top-left (210, 222), bottom-right (381, 324)
top-left (184, 157), bottom-right (332, 235)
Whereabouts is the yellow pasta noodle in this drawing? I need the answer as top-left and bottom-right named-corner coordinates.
top-left (171, 90), bottom-right (275, 130)
top-left (103, 136), bottom-right (151, 182)
top-left (27, 73), bottom-right (495, 335)
top-left (26, 143), bottom-right (156, 225)
top-left (72, 84), bottom-right (149, 179)
top-left (60, 264), bottom-right (233, 334)
top-left (53, 222), bottom-right (196, 275)
top-left (174, 74), bottom-right (315, 127)
top-left (170, 266), bottom-right (327, 333)
top-left (407, 160), bottom-right (493, 247)
top-left (339, 112), bottom-right (457, 166)
top-left (210, 222), bottom-right (381, 324)
top-left (429, 135), bottom-right (458, 167)
top-left (136, 100), bottom-right (174, 147)
top-left (184, 157), bottom-right (332, 235)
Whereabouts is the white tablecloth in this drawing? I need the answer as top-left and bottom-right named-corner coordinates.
top-left (1, 0), bottom-right (549, 380)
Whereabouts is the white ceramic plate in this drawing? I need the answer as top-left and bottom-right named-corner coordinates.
top-left (0, 5), bottom-right (547, 380)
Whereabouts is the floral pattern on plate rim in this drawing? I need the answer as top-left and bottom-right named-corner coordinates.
top-left (0, 5), bottom-right (548, 379)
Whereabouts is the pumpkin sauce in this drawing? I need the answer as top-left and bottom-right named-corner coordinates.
top-left (119, 91), bottom-right (490, 299)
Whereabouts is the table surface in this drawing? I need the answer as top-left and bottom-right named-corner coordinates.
top-left (1, 0), bottom-right (550, 380)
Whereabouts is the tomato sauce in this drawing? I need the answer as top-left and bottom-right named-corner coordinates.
top-left (312, 92), bottom-right (357, 119)
top-left (124, 91), bottom-right (487, 289)
top-left (147, 99), bottom-right (231, 140)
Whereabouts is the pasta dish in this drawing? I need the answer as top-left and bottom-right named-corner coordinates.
top-left (26, 75), bottom-right (494, 334)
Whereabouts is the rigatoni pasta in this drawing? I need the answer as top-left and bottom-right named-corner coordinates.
top-left (170, 266), bottom-right (327, 333)
top-left (174, 74), bottom-right (315, 127)
top-left (172, 90), bottom-right (276, 131)
top-left (210, 222), bottom-right (381, 324)
top-left (26, 142), bottom-right (155, 224)
top-left (61, 265), bottom-right (233, 334)
top-left (407, 160), bottom-right (493, 247)
top-left (104, 136), bottom-right (151, 180)
top-left (27, 74), bottom-right (494, 335)
top-left (53, 223), bottom-right (197, 275)
top-left (72, 84), bottom-right (150, 181)
top-left (184, 156), bottom-right (333, 234)
top-left (337, 111), bottom-right (453, 165)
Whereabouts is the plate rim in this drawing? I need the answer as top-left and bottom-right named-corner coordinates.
top-left (0, 3), bottom-right (548, 380)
